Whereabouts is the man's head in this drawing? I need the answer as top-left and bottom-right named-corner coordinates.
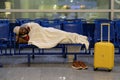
top-left (13, 26), bottom-right (30, 35)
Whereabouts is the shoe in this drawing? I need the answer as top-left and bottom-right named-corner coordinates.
top-left (78, 61), bottom-right (88, 70)
top-left (72, 61), bottom-right (82, 70)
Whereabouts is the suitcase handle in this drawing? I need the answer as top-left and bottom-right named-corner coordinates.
top-left (101, 23), bottom-right (110, 42)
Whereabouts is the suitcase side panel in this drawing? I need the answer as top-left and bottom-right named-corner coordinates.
top-left (94, 42), bottom-right (114, 69)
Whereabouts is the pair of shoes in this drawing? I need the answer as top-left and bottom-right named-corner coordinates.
top-left (72, 61), bottom-right (82, 70)
top-left (72, 61), bottom-right (88, 70)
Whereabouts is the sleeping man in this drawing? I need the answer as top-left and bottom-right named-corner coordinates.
top-left (13, 22), bottom-right (89, 49)
top-left (13, 22), bottom-right (89, 69)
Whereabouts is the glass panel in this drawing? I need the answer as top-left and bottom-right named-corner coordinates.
top-left (77, 12), bottom-right (109, 21)
top-left (0, 12), bottom-right (110, 23)
top-left (114, 0), bottom-right (120, 9)
top-left (0, 0), bottom-right (110, 9)
top-left (0, 12), bottom-right (7, 19)
top-left (114, 13), bottom-right (120, 19)
top-left (58, 0), bottom-right (110, 9)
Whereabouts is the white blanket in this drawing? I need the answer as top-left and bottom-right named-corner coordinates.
top-left (24, 22), bottom-right (89, 49)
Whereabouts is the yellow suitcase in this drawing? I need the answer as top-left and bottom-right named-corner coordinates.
top-left (94, 23), bottom-right (115, 71)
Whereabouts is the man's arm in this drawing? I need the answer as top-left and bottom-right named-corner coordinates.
top-left (16, 35), bottom-right (28, 43)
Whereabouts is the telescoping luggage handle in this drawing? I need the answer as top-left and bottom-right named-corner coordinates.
top-left (101, 23), bottom-right (110, 42)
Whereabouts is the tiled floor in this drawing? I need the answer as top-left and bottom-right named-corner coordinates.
top-left (0, 55), bottom-right (120, 80)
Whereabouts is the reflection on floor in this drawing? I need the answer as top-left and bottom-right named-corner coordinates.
top-left (0, 55), bottom-right (120, 80)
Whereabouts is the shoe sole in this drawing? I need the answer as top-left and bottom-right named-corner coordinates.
top-left (82, 67), bottom-right (88, 70)
top-left (72, 66), bottom-right (83, 70)
top-left (72, 66), bottom-right (88, 70)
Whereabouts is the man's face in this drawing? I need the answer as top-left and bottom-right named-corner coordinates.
top-left (19, 27), bottom-right (29, 35)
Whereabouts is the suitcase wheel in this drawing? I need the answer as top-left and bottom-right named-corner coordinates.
top-left (94, 68), bottom-right (98, 71)
top-left (108, 69), bottom-right (112, 72)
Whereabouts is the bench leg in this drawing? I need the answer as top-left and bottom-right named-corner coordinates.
top-left (32, 47), bottom-right (35, 59)
top-left (0, 63), bottom-right (3, 67)
top-left (62, 45), bottom-right (67, 58)
top-left (73, 54), bottom-right (77, 61)
top-left (0, 51), bottom-right (3, 67)
top-left (32, 55), bottom-right (35, 59)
